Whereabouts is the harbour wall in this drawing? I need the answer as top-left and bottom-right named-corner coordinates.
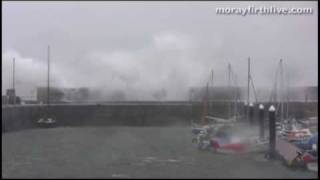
top-left (2, 101), bottom-right (318, 133)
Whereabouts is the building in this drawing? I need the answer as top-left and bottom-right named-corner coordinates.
top-left (37, 87), bottom-right (64, 104)
top-left (36, 87), bottom-right (90, 104)
top-left (2, 89), bottom-right (21, 105)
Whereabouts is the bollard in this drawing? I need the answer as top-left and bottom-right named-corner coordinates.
top-left (268, 105), bottom-right (276, 159)
top-left (249, 103), bottom-right (254, 126)
top-left (259, 104), bottom-right (265, 140)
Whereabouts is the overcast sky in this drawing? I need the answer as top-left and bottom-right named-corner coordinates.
top-left (2, 1), bottom-right (318, 100)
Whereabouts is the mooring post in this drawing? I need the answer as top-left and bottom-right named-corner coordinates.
top-left (249, 102), bottom-right (254, 126)
top-left (259, 104), bottom-right (265, 140)
top-left (268, 105), bottom-right (276, 159)
top-left (243, 102), bottom-right (247, 119)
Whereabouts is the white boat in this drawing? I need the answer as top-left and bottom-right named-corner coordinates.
top-left (37, 117), bottom-right (57, 128)
top-left (278, 121), bottom-right (312, 142)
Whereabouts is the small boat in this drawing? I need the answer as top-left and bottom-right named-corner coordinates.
top-left (37, 118), bottom-right (57, 128)
top-left (293, 133), bottom-right (318, 156)
top-left (278, 120), bottom-right (312, 142)
top-left (191, 64), bottom-right (251, 153)
top-left (210, 137), bottom-right (246, 153)
top-left (210, 135), bottom-right (268, 154)
top-left (286, 129), bottom-right (312, 142)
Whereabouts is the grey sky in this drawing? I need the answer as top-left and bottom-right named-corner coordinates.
top-left (2, 1), bottom-right (318, 100)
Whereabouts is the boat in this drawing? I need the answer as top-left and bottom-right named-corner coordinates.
top-left (278, 118), bottom-right (313, 140)
top-left (37, 117), bottom-right (57, 128)
top-left (298, 117), bottom-right (318, 134)
top-left (191, 62), bottom-right (268, 154)
top-left (191, 66), bottom-right (239, 150)
top-left (35, 46), bottom-right (57, 129)
top-left (292, 133), bottom-right (318, 154)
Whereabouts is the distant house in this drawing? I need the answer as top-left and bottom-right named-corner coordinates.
top-left (37, 87), bottom-right (65, 104)
top-left (36, 87), bottom-right (90, 104)
top-left (2, 89), bottom-right (21, 105)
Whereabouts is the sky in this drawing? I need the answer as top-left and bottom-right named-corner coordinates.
top-left (2, 1), bottom-right (318, 100)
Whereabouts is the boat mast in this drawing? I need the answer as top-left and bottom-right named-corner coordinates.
top-left (274, 69), bottom-right (278, 104)
top-left (201, 82), bottom-right (209, 125)
top-left (207, 81), bottom-right (210, 116)
top-left (286, 70), bottom-right (290, 119)
top-left (228, 63), bottom-right (231, 119)
top-left (47, 45), bottom-right (50, 106)
top-left (45, 45), bottom-right (51, 121)
top-left (210, 69), bottom-right (214, 115)
top-left (230, 67), bottom-right (239, 120)
top-left (12, 58), bottom-right (16, 105)
top-left (247, 57), bottom-right (250, 120)
top-left (279, 59), bottom-right (284, 122)
top-left (233, 70), bottom-right (238, 120)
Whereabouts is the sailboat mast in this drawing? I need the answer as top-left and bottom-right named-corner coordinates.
top-left (228, 63), bottom-right (231, 119)
top-left (247, 57), bottom-right (250, 120)
top-left (12, 58), bottom-right (16, 105)
top-left (201, 82), bottom-right (209, 125)
top-left (206, 81), bottom-right (209, 116)
top-left (47, 45), bottom-right (50, 106)
top-left (233, 72), bottom-right (238, 119)
top-left (286, 70), bottom-right (290, 119)
top-left (279, 59), bottom-right (284, 122)
top-left (210, 69), bottom-right (214, 115)
top-left (231, 66), bottom-right (238, 119)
